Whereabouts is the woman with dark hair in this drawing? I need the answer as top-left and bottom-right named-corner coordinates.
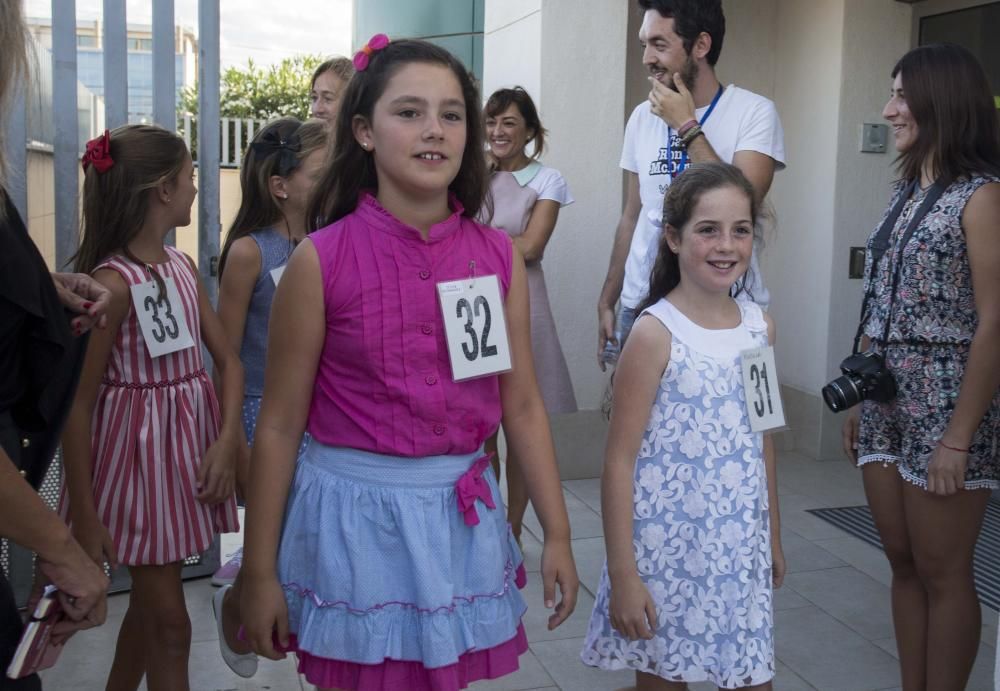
top-left (481, 87), bottom-right (577, 545)
top-left (842, 43), bottom-right (1000, 690)
top-left (0, 3), bottom-right (110, 688)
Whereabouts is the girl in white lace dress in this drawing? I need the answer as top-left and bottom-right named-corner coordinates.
top-left (581, 163), bottom-right (785, 690)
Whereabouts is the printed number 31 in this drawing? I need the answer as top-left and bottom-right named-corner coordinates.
top-left (750, 362), bottom-right (774, 417)
top-left (457, 296), bottom-right (497, 362)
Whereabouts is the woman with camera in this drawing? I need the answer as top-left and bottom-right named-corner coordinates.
top-left (841, 43), bottom-right (1000, 690)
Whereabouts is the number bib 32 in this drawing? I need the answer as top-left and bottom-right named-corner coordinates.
top-left (739, 345), bottom-right (787, 433)
top-left (437, 275), bottom-right (512, 381)
top-left (130, 277), bottom-right (196, 358)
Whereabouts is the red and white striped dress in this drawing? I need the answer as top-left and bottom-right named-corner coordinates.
top-left (86, 247), bottom-right (238, 565)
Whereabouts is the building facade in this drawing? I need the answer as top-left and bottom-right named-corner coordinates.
top-left (26, 17), bottom-right (197, 126)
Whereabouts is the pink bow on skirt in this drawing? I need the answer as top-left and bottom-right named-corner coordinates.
top-left (455, 455), bottom-right (496, 526)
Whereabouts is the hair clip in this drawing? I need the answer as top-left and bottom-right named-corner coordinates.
top-left (81, 129), bottom-right (115, 173)
top-left (251, 128), bottom-right (302, 176)
top-left (353, 33), bottom-right (390, 71)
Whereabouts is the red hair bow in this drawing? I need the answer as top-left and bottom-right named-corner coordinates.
top-left (81, 129), bottom-right (114, 173)
top-left (353, 33), bottom-right (390, 72)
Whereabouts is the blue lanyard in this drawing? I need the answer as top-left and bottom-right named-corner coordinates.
top-left (671, 84), bottom-right (724, 176)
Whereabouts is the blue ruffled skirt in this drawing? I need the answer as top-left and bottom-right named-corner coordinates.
top-left (276, 438), bottom-right (527, 673)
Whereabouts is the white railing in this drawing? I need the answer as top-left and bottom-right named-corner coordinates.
top-left (180, 113), bottom-right (268, 167)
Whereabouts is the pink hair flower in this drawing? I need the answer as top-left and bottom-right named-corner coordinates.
top-left (353, 33), bottom-right (390, 71)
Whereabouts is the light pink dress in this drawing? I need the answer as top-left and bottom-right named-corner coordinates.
top-left (486, 163), bottom-right (577, 414)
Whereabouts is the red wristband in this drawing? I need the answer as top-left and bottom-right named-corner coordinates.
top-left (677, 119), bottom-right (698, 137)
top-left (939, 441), bottom-right (970, 453)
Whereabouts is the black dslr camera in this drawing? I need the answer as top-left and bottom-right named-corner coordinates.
top-left (822, 351), bottom-right (896, 413)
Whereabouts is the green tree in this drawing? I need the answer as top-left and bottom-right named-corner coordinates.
top-left (180, 54), bottom-right (324, 121)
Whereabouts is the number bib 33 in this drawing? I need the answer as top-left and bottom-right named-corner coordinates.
top-left (739, 345), bottom-right (787, 433)
top-left (130, 277), bottom-right (196, 358)
top-left (437, 275), bottom-right (512, 382)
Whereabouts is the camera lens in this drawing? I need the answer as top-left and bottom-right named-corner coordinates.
top-left (822, 375), bottom-right (862, 413)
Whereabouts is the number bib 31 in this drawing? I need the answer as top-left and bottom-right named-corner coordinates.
top-left (130, 277), bottom-right (196, 358)
top-left (437, 275), bottom-right (512, 381)
top-left (739, 345), bottom-right (787, 433)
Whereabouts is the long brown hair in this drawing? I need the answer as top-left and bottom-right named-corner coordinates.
top-left (73, 125), bottom-right (188, 284)
top-left (219, 117), bottom-right (327, 279)
top-left (892, 43), bottom-right (1000, 182)
top-left (0, 1), bottom-right (31, 197)
top-left (637, 162), bottom-right (758, 314)
top-left (307, 39), bottom-right (489, 229)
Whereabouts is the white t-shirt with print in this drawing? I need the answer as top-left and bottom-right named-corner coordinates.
top-left (619, 84), bottom-right (785, 310)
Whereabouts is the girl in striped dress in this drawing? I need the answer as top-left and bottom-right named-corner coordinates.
top-left (61, 124), bottom-right (242, 691)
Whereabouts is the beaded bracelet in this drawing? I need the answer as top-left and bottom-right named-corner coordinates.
top-left (680, 124), bottom-right (704, 148)
top-left (677, 119), bottom-right (699, 137)
top-left (939, 441), bottom-right (971, 453)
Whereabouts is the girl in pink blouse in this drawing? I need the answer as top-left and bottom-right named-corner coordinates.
top-left (234, 36), bottom-right (579, 691)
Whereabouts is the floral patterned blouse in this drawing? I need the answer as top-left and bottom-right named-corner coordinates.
top-left (862, 175), bottom-right (999, 346)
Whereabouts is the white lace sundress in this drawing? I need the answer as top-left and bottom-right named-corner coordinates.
top-left (581, 298), bottom-right (775, 688)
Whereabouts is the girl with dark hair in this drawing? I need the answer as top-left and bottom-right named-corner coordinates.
top-left (842, 43), bottom-right (1000, 690)
top-left (61, 124), bottom-right (242, 690)
top-left (211, 117), bottom-right (325, 571)
top-left (210, 117), bottom-right (327, 676)
top-left (481, 86), bottom-right (577, 546)
top-left (236, 36), bottom-right (578, 690)
top-left (582, 162), bottom-right (784, 690)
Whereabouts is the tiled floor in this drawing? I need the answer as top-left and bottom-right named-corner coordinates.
top-left (39, 450), bottom-right (998, 690)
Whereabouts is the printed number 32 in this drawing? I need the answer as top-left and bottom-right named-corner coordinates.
top-left (749, 362), bottom-right (774, 417)
top-left (457, 296), bottom-right (497, 362)
top-left (143, 294), bottom-right (179, 344)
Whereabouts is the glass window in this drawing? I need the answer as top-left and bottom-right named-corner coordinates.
top-left (77, 34), bottom-right (98, 48)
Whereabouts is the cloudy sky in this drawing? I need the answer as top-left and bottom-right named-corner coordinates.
top-left (23, 0), bottom-right (354, 68)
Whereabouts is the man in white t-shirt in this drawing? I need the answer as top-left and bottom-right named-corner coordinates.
top-left (596, 0), bottom-right (786, 369)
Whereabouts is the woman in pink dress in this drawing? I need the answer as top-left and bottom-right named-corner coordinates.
top-left (483, 87), bottom-right (577, 544)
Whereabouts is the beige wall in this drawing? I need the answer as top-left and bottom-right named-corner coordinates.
top-left (25, 150), bottom-right (57, 267)
top-left (482, 0), bottom-right (542, 104)
top-left (537, 0), bottom-right (631, 410)
top-left (763, 0), bottom-right (845, 394)
top-left (818, 0), bottom-right (913, 458)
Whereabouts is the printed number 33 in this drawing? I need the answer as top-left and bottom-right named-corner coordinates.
top-left (456, 296), bottom-right (497, 362)
top-left (143, 293), bottom-right (180, 344)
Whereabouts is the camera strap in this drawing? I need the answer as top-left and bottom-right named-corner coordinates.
top-left (853, 177), bottom-right (949, 353)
